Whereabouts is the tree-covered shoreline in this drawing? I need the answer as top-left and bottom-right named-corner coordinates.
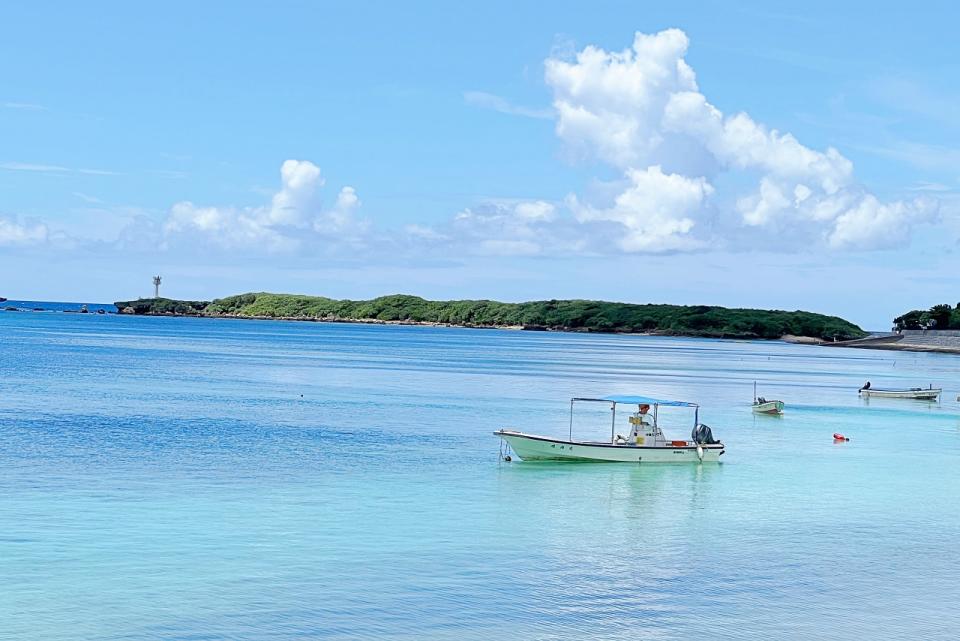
top-left (893, 303), bottom-right (960, 331)
top-left (114, 293), bottom-right (866, 341)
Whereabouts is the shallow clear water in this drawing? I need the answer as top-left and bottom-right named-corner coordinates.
top-left (3, 310), bottom-right (960, 640)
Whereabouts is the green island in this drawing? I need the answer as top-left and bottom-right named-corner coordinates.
top-left (114, 293), bottom-right (865, 341)
top-left (893, 303), bottom-right (960, 331)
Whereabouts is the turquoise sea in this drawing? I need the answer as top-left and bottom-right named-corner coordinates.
top-left (3, 307), bottom-right (960, 640)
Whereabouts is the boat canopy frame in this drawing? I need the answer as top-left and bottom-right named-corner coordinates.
top-left (568, 395), bottom-right (700, 442)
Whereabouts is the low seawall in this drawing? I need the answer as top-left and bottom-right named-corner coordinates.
top-left (825, 330), bottom-right (960, 354)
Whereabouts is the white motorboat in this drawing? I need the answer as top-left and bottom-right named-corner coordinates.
top-left (495, 395), bottom-right (724, 463)
top-left (752, 382), bottom-right (784, 415)
top-left (858, 384), bottom-right (941, 400)
top-left (753, 399), bottom-right (785, 414)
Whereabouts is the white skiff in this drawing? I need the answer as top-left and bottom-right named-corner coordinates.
top-left (859, 386), bottom-right (941, 400)
top-left (495, 395), bottom-right (724, 464)
top-left (752, 382), bottom-right (784, 415)
top-left (752, 400), bottom-right (784, 414)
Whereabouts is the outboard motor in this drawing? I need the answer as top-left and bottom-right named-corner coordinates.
top-left (691, 423), bottom-right (719, 445)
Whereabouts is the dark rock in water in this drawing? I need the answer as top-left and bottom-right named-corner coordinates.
top-left (79, 305), bottom-right (89, 313)
top-left (96, 309), bottom-right (106, 314)
top-left (4, 306), bottom-right (17, 311)
top-left (33, 308), bottom-right (45, 312)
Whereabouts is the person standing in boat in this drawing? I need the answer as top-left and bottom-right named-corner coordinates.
top-left (861, 381), bottom-right (871, 391)
top-left (629, 404), bottom-right (651, 445)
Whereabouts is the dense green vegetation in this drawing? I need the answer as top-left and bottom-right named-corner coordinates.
top-left (115, 292), bottom-right (866, 340)
top-left (115, 297), bottom-right (209, 315)
top-left (894, 303), bottom-right (960, 330)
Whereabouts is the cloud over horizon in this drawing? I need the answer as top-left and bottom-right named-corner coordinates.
top-left (0, 29), bottom-right (944, 261)
top-left (158, 160), bottom-right (369, 253)
top-left (542, 28), bottom-right (939, 252)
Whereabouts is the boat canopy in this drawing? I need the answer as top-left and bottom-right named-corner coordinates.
top-left (573, 395), bottom-right (698, 407)
top-left (567, 394), bottom-right (700, 442)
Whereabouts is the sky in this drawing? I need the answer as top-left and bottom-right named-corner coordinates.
top-left (1, 0), bottom-right (959, 328)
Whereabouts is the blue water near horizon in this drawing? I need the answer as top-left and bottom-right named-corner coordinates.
top-left (3, 307), bottom-right (960, 639)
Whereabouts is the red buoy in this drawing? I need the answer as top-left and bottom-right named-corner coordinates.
top-left (833, 432), bottom-right (850, 442)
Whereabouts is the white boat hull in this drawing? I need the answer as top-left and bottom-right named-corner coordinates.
top-left (495, 430), bottom-right (724, 463)
top-left (860, 388), bottom-right (940, 400)
top-left (752, 400), bottom-right (784, 415)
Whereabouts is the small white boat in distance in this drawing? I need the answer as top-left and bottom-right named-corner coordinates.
top-left (495, 395), bottom-right (724, 463)
top-left (752, 382), bottom-right (784, 415)
top-left (858, 381), bottom-right (941, 400)
top-left (753, 399), bottom-right (785, 414)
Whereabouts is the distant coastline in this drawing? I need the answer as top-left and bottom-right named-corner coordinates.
top-left (13, 295), bottom-right (960, 353)
top-left (111, 292), bottom-right (866, 341)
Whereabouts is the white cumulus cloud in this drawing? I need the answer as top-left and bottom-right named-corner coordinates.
top-left (160, 160), bottom-right (368, 253)
top-left (829, 195), bottom-right (939, 250)
top-left (569, 165), bottom-right (712, 252)
top-left (314, 186), bottom-right (369, 240)
top-left (542, 28), bottom-right (937, 251)
top-left (546, 29), bottom-right (698, 170)
top-left (267, 159), bottom-right (324, 226)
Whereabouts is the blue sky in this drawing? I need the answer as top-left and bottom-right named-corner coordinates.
top-left (1, 1), bottom-right (958, 328)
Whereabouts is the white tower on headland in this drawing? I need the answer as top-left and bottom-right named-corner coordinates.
top-left (153, 275), bottom-right (162, 298)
